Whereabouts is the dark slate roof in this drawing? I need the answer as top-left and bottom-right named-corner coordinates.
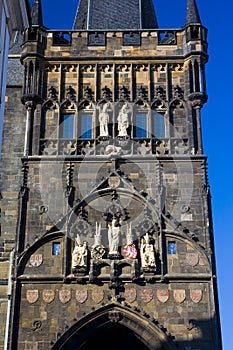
top-left (73, 0), bottom-right (88, 30)
top-left (186, 0), bottom-right (201, 25)
top-left (141, 0), bottom-right (158, 29)
top-left (31, 0), bottom-right (43, 26)
top-left (73, 0), bottom-right (158, 30)
top-left (7, 32), bottom-right (24, 86)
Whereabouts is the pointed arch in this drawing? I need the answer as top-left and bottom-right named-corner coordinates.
top-left (151, 98), bottom-right (167, 111)
top-left (78, 99), bottom-right (95, 111)
top-left (76, 99), bottom-right (95, 139)
top-left (41, 99), bottom-right (59, 139)
top-left (59, 99), bottom-right (77, 139)
top-left (16, 231), bottom-right (65, 276)
top-left (67, 185), bottom-right (161, 230)
top-left (151, 98), bottom-right (167, 139)
top-left (162, 214), bottom-right (211, 271)
top-left (169, 98), bottom-right (186, 139)
top-left (51, 303), bottom-right (176, 350)
top-left (133, 99), bottom-right (150, 138)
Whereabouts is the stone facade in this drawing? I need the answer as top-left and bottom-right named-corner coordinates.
top-left (0, 1), bottom-right (29, 347)
top-left (0, 0), bottom-right (29, 153)
top-left (0, 1), bottom-right (222, 349)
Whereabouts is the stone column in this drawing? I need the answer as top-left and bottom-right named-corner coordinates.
top-left (188, 92), bottom-right (208, 154)
top-left (24, 101), bottom-right (34, 156)
top-left (21, 95), bottom-right (40, 157)
top-left (194, 105), bottom-right (203, 154)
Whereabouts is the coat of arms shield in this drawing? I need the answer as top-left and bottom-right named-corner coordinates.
top-left (174, 289), bottom-right (186, 303)
top-left (108, 176), bottom-right (121, 189)
top-left (186, 253), bottom-right (199, 267)
top-left (123, 244), bottom-right (137, 259)
top-left (59, 289), bottom-right (71, 304)
top-left (76, 290), bottom-right (88, 304)
top-left (26, 290), bottom-right (39, 304)
top-left (157, 289), bottom-right (169, 303)
top-left (141, 289), bottom-right (153, 303)
top-left (29, 254), bottom-right (43, 267)
top-left (190, 290), bottom-right (203, 303)
top-left (125, 288), bottom-right (137, 303)
top-left (92, 290), bottom-right (104, 304)
top-left (42, 290), bottom-right (55, 303)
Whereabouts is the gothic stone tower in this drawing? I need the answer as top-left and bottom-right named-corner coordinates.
top-left (0, 0), bottom-right (222, 349)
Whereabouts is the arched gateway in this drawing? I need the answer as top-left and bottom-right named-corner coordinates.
top-left (51, 304), bottom-right (176, 350)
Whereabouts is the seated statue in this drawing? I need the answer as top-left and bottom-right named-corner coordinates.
top-left (72, 234), bottom-right (88, 271)
top-left (140, 233), bottom-right (156, 269)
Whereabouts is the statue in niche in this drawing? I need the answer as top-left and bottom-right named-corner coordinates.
top-left (71, 234), bottom-right (88, 271)
top-left (99, 102), bottom-right (110, 137)
top-left (117, 103), bottom-right (129, 137)
top-left (108, 218), bottom-right (121, 257)
top-left (140, 233), bottom-right (156, 269)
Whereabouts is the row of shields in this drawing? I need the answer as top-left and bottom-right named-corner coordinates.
top-left (26, 288), bottom-right (203, 305)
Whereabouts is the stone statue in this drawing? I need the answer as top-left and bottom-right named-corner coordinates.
top-left (105, 145), bottom-right (122, 156)
top-left (117, 103), bottom-right (129, 137)
top-left (140, 233), bottom-right (156, 269)
top-left (108, 218), bottom-right (121, 256)
top-left (72, 234), bottom-right (88, 270)
top-left (99, 102), bottom-right (110, 137)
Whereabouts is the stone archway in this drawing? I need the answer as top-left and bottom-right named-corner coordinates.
top-left (71, 323), bottom-right (150, 350)
top-left (51, 304), bottom-right (176, 350)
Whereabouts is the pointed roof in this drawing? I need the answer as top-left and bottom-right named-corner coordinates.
top-left (186, 0), bottom-right (202, 25)
top-left (31, 0), bottom-right (43, 26)
top-left (73, 0), bottom-right (158, 30)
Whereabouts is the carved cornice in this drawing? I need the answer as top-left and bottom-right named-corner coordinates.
top-left (188, 92), bottom-right (208, 108)
top-left (21, 94), bottom-right (42, 109)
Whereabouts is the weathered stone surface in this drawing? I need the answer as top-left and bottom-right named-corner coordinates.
top-left (0, 2), bottom-right (221, 350)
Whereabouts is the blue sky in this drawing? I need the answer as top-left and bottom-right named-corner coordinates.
top-left (33, 0), bottom-right (232, 348)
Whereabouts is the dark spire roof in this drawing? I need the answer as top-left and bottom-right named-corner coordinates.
top-left (31, 0), bottom-right (43, 26)
top-left (73, 0), bottom-right (158, 30)
top-left (186, 0), bottom-right (202, 25)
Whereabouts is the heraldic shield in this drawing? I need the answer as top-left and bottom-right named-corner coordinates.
top-left (42, 290), bottom-right (55, 304)
top-left (124, 288), bottom-right (137, 303)
top-left (190, 290), bottom-right (203, 303)
top-left (174, 290), bottom-right (186, 303)
top-left (186, 253), bottom-right (199, 267)
top-left (92, 290), bottom-right (104, 304)
top-left (76, 290), bottom-right (88, 304)
top-left (59, 290), bottom-right (71, 304)
top-left (141, 289), bottom-right (153, 303)
top-left (157, 289), bottom-right (169, 303)
top-left (29, 254), bottom-right (43, 267)
top-left (26, 290), bottom-right (39, 304)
